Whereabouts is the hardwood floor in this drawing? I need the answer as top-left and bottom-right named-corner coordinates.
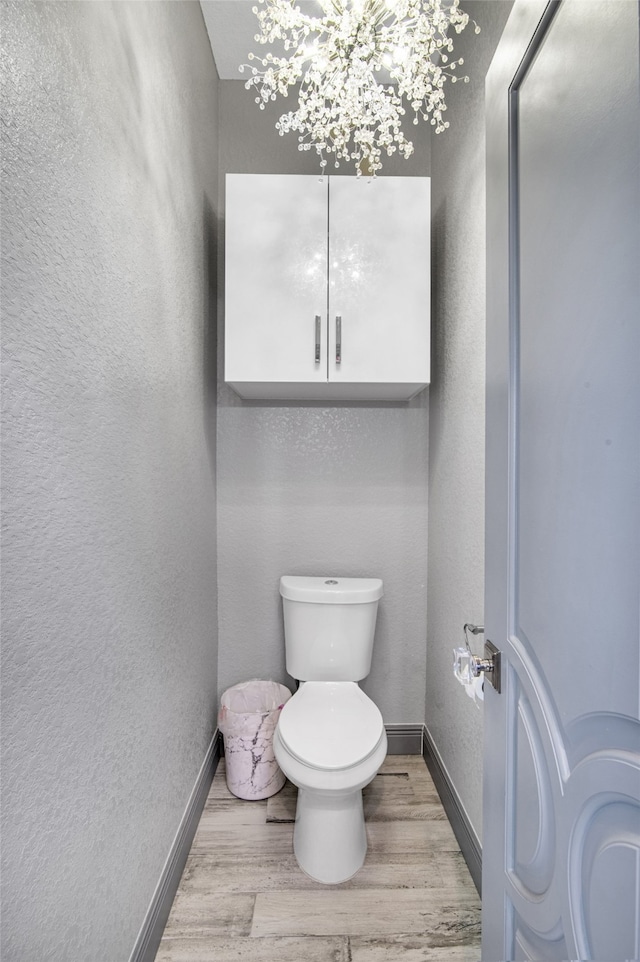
top-left (155, 755), bottom-right (481, 962)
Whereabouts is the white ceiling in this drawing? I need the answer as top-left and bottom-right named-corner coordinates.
top-left (200, 1), bottom-right (323, 80)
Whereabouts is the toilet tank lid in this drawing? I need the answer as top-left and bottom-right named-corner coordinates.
top-left (279, 576), bottom-right (383, 604)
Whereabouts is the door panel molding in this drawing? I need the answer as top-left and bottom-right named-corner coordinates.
top-left (510, 683), bottom-right (555, 896)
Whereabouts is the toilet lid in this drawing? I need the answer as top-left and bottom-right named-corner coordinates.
top-left (277, 682), bottom-right (384, 771)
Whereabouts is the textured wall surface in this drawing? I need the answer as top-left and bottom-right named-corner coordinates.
top-left (216, 82), bottom-right (431, 721)
top-left (426, 0), bottom-right (513, 842)
top-left (1, 4), bottom-right (219, 960)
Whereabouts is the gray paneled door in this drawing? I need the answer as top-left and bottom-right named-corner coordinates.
top-left (483, 2), bottom-right (640, 960)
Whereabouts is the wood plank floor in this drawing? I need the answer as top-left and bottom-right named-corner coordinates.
top-left (156, 755), bottom-right (481, 962)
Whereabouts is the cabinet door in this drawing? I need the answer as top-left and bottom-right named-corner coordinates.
top-left (225, 175), bottom-right (328, 396)
top-left (328, 177), bottom-right (430, 392)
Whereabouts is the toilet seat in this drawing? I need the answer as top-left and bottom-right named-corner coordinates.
top-left (277, 681), bottom-right (384, 772)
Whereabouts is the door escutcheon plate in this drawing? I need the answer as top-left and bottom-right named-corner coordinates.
top-left (484, 640), bottom-right (501, 694)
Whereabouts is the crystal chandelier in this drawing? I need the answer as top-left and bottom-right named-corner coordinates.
top-left (240, 0), bottom-right (479, 175)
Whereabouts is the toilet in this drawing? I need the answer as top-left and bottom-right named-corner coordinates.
top-left (273, 575), bottom-right (387, 884)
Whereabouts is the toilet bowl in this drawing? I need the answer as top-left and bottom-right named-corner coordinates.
top-left (274, 681), bottom-right (387, 883)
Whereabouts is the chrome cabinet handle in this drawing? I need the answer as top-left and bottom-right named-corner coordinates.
top-left (335, 315), bottom-right (342, 365)
top-left (314, 315), bottom-right (321, 363)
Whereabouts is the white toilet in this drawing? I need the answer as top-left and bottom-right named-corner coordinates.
top-left (273, 575), bottom-right (387, 884)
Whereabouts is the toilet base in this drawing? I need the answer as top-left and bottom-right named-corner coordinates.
top-left (273, 724), bottom-right (387, 885)
top-left (293, 787), bottom-right (367, 884)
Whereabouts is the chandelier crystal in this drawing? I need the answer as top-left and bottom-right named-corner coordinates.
top-left (240, 0), bottom-right (479, 175)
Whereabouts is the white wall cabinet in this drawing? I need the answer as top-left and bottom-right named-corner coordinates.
top-left (225, 174), bottom-right (430, 400)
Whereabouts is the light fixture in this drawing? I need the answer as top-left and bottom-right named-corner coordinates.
top-left (240, 0), bottom-right (479, 175)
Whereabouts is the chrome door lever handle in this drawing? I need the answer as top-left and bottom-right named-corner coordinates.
top-left (471, 658), bottom-right (494, 676)
top-left (453, 640), bottom-right (501, 694)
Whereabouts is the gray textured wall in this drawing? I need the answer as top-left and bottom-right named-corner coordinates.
top-left (426, 0), bottom-right (513, 842)
top-left (216, 82), bottom-right (431, 721)
top-left (0, 3), bottom-right (219, 960)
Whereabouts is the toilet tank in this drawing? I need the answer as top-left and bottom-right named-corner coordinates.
top-left (280, 576), bottom-right (384, 682)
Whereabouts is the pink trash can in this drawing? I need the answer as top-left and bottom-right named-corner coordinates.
top-left (217, 679), bottom-right (292, 800)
